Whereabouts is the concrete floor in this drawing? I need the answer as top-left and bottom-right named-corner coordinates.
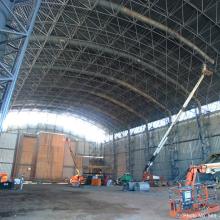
top-left (0, 184), bottom-right (219, 220)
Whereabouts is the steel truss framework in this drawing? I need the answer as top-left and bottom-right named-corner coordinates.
top-left (0, 0), bottom-right (41, 129)
top-left (9, 0), bottom-right (220, 132)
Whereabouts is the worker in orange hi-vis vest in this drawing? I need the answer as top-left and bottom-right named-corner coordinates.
top-left (0, 173), bottom-right (8, 183)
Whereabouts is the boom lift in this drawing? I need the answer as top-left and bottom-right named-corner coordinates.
top-left (144, 64), bottom-right (213, 173)
top-left (65, 138), bottom-right (84, 187)
top-left (141, 64), bottom-right (215, 217)
top-left (169, 162), bottom-right (220, 219)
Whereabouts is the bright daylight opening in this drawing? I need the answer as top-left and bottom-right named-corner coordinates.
top-left (2, 110), bottom-right (107, 143)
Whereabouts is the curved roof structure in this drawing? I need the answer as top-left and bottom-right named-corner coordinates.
top-left (12, 0), bottom-right (220, 131)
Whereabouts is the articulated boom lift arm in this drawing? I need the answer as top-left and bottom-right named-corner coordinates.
top-left (65, 138), bottom-right (84, 186)
top-left (65, 138), bottom-right (81, 176)
top-left (69, 145), bottom-right (80, 176)
top-left (185, 162), bottom-right (220, 186)
top-left (144, 64), bottom-right (213, 172)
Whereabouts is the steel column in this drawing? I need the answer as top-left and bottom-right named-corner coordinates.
top-left (195, 108), bottom-right (210, 161)
top-left (0, 0), bottom-right (41, 130)
top-left (113, 133), bottom-right (117, 180)
top-left (128, 128), bottom-right (131, 173)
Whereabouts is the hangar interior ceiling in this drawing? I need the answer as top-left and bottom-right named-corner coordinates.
top-left (11, 0), bottom-right (220, 132)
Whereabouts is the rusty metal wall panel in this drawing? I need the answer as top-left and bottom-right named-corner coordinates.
top-left (51, 142), bottom-right (65, 180)
top-left (35, 133), bottom-right (65, 181)
top-left (35, 142), bottom-right (51, 179)
top-left (14, 135), bottom-right (37, 180)
top-left (15, 166), bottom-right (32, 179)
top-left (19, 136), bottom-right (37, 164)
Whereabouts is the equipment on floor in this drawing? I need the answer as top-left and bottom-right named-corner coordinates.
top-left (143, 64), bottom-right (212, 173)
top-left (0, 181), bottom-right (13, 190)
top-left (0, 173), bottom-right (16, 190)
top-left (118, 173), bottom-right (150, 192)
top-left (0, 172), bottom-right (25, 190)
top-left (169, 162), bottom-right (220, 219)
top-left (127, 181), bottom-right (150, 191)
top-left (70, 169), bottom-right (84, 187)
top-left (142, 171), bottom-right (162, 186)
top-left (134, 182), bottom-right (150, 192)
top-left (117, 173), bottom-right (133, 190)
top-left (91, 177), bottom-right (102, 186)
top-left (0, 172), bottom-right (14, 190)
top-left (118, 173), bottom-right (132, 185)
top-left (66, 138), bottom-right (85, 187)
top-left (0, 172), bottom-right (8, 183)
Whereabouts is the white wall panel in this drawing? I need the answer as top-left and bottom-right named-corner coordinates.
top-left (0, 132), bottom-right (18, 177)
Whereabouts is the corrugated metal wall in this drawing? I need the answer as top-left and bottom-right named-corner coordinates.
top-left (63, 140), bottom-right (83, 179)
top-left (35, 133), bottom-right (65, 180)
top-left (103, 141), bottom-right (114, 174)
top-left (8, 130), bottom-right (104, 181)
top-left (0, 132), bottom-right (18, 177)
top-left (115, 137), bottom-right (127, 177)
top-left (14, 134), bottom-right (37, 179)
top-left (0, 129), bottom-right (104, 181)
top-left (104, 112), bottom-right (220, 181)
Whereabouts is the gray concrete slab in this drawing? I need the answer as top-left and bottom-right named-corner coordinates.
top-left (0, 184), bottom-right (219, 220)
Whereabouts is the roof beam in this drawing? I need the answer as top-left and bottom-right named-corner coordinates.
top-left (30, 35), bottom-right (201, 109)
top-left (97, 0), bottom-right (214, 64)
top-left (15, 92), bottom-right (123, 124)
top-left (19, 87), bottom-right (147, 121)
top-left (12, 103), bottom-right (118, 131)
top-left (30, 64), bottom-right (171, 116)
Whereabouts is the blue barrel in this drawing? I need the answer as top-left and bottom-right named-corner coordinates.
top-left (134, 182), bottom-right (150, 191)
top-left (128, 181), bottom-right (137, 191)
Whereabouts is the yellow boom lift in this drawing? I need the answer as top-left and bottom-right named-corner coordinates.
top-left (65, 138), bottom-right (84, 186)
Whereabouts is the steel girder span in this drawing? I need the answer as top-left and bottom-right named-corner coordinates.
top-left (0, 0), bottom-right (41, 130)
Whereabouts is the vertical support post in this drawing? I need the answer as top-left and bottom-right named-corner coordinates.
top-left (0, 0), bottom-right (42, 131)
top-left (11, 131), bottom-right (20, 178)
top-left (113, 133), bottom-right (117, 180)
top-left (195, 107), bottom-right (210, 161)
top-left (168, 116), bottom-right (179, 179)
top-left (128, 128), bottom-right (131, 173)
top-left (144, 122), bottom-right (150, 163)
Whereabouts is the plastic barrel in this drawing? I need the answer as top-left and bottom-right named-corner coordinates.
top-left (128, 182), bottom-right (137, 191)
top-left (134, 182), bottom-right (150, 191)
